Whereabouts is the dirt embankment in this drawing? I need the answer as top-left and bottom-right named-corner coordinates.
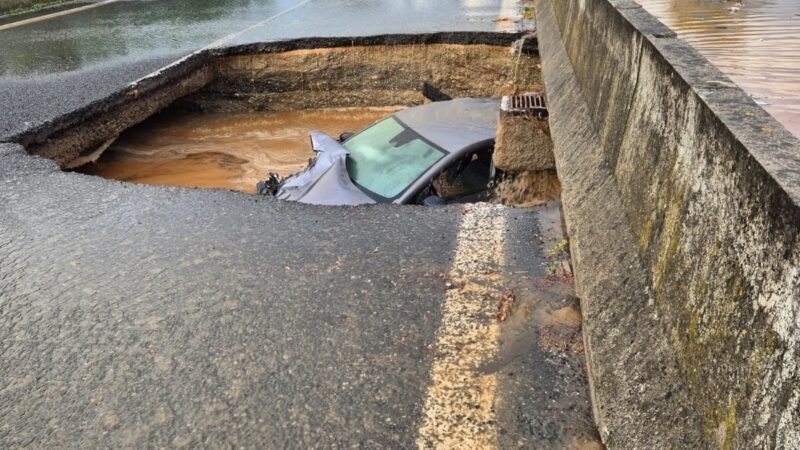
top-left (26, 39), bottom-right (540, 168)
top-left (183, 43), bottom-right (541, 112)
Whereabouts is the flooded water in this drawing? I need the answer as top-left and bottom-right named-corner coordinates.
top-left (77, 108), bottom-right (401, 193)
top-left (638, 0), bottom-right (800, 137)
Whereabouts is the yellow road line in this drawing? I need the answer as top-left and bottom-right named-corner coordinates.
top-left (0, 0), bottom-right (121, 32)
top-left (418, 204), bottom-right (507, 450)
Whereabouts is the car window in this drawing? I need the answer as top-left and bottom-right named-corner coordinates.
top-left (433, 149), bottom-right (493, 199)
top-left (344, 118), bottom-right (446, 200)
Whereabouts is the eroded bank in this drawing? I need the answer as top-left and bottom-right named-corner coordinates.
top-left (17, 35), bottom-right (540, 167)
top-left (0, 30), bottom-right (603, 448)
top-left (15, 33), bottom-right (559, 205)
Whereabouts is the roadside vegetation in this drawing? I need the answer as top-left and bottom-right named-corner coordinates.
top-left (0, 0), bottom-right (75, 18)
top-left (522, 6), bottom-right (535, 20)
top-left (545, 238), bottom-right (573, 280)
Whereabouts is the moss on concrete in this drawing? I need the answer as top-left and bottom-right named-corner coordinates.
top-left (539, 0), bottom-right (800, 447)
top-left (638, 216), bottom-right (653, 253)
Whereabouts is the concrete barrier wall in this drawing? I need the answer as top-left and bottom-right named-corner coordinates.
top-left (538, 0), bottom-right (800, 447)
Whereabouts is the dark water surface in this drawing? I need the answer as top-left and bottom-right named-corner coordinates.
top-left (638, 0), bottom-right (800, 138)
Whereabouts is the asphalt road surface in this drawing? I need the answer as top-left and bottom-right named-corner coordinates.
top-left (0, 143), bottom-right (596, 447)
top-left (0, 1), bottom-right (597, 447)
top-left (0, 0), bottom-right (521, 140)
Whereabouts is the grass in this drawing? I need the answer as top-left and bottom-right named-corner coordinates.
top-left (522, 6), bottom-right (536, 20)
top-left (0, 0), bottom-right (77, 19)
top-left (545, 239), bottom-right (569, 258)
top-left (544, 239), bottom-right (573, 281)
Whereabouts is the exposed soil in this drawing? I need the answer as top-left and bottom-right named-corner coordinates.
top-left (196, 44), bottom-right (541, 113)
top-left (494, 170), bottom-right (561, 207)
top-left (66, 41), bottom-right (549, 202)
top-left (76, 107), bottom-right (401, 193)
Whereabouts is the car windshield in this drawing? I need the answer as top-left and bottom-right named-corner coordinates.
top-left (344, 117), bottom-right (446, 199)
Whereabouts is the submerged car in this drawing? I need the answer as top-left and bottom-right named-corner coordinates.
top-left (257, 98), bottom-right (500, 205)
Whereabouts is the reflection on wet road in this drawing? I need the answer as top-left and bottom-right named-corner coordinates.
top-left (0, 0), bottom-right (520, 140)
top-left (0, 0), bottom-right (306, 77)
top-left (0, 2), bottom-right (90, 27)
top-left (77, 107), bottom-right (401, 193)
top-left (226, 0), bottom-right (523, 46)
top-left (0, 0), bottom-right (519, 79)
top-left (638, 0), bottom-right (800, 138)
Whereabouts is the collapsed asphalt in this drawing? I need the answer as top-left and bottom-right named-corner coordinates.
top-left (0, 0), bottom-right (597, 446)
top-left (0, 143), bottom-right (459, 446)
top-left (0, 0), bottom-right (521, 140)
top-left (0, 143), bottom-right (596, 446)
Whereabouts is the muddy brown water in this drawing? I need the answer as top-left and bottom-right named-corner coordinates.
top-left (77, 107), bottom-right (402, 193)
top-left (638, 0), bottom-right (800, 138)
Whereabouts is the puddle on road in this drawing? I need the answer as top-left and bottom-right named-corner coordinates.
top-left (638, 0), bottom-right (800, 137)
top-left (76, 107), bottom-right (401, 193)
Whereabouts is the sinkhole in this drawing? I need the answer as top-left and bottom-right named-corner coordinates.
top-left (21, 35), bottom-right (559, 206)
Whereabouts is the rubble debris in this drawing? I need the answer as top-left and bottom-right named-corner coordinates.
top-left (497, 288), bottom-right (515, 321)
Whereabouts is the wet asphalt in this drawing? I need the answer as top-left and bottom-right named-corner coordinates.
top-left (0, 0), bottom-right (520, 140)
top-left (0, 144), bottom-right (460, 447)
top-left (0, 144), bottom-right (596, 447)
top-left (0, 2), bottom-right (91, 26)
top-left (0, 1), bottom-right (597, 446)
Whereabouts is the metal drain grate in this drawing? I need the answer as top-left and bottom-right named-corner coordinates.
top-left (500, 92), bottom-right (548, 118)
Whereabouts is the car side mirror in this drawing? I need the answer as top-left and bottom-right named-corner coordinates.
top-left (422, 195), bottom-right (446, 206)
top-left (338, 132), bottom-right (355, 142)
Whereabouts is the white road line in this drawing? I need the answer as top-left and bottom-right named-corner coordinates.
top-left (205, 0), bottom-right (315, 49)
top-left (129, 0), bottom-right (315, 89)
top-left (0, 0), bottom-right (121, 32)
top-left (418, 204), bottom-right (507, 450)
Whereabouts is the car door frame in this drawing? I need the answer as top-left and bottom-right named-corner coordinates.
top-left (395, 138), bottom-right (495, 204)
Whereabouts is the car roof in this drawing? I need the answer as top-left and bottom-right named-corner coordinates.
top-left (393, 98), bottom-right (500, 153)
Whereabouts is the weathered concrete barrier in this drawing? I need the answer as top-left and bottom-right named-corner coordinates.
top-left (536, 0), bottom-right (800, 448)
